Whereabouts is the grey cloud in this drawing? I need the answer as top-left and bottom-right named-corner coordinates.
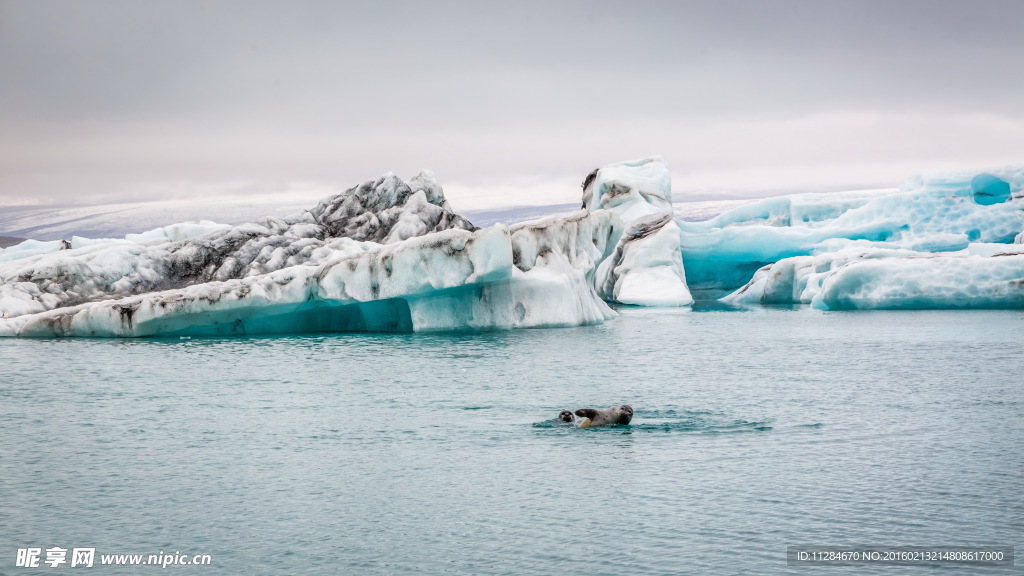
top-left (1, 0), bottom-right (1023, 206)
top-left (5, 0), bottom-right (1023, 121)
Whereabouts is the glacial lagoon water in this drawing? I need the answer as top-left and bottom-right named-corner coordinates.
top-left (1, 308), bottom-right (1022, 575)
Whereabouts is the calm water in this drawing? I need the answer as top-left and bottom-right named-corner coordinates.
top-left (1, 309), bottom-right (1022, 575)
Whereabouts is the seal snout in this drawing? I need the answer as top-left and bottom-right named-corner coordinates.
top-left (618, 404), bottom-right (634, 425)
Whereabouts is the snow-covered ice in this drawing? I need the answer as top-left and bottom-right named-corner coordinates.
top-left (1, 158), bottom-right (1022, 336)
top-left (716, 167), bottom-right (1024, 309)
top-left (586, 157), bottom-right (693, 306)
top-left (680, 167), bottom-right (1023, 300)
top-left (723, 243), bottom-right (1024, 309)
top-left (0, 171), bottom-right (621, 336)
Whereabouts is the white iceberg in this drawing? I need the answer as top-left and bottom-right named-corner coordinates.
top-left (811, 251), bottom-right (1024, 310)
top-left (585, 156), bottom-right (693, 306)
top-left (2, 158), bottom-right (1023, 336)
top-left (0, 171), bottom-right (623, 336)
top-left (680, 167), bottom-right (1024, 299)
top-left (723, 243), bottom-right (1024, 309)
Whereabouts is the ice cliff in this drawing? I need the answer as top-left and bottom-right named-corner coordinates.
top-left (1, 158), bottom-right (1022, 337)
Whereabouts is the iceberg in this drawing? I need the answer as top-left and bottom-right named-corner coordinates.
top-left (716, 166), bottom-right (1024, 310)
top-left (585, 157), bottom-right (693, 306)
top-left (1, 157), bottom-right (1023, 337)
top-left (0, 171), bottom-right (623, 337)
top-left (723, 243), bottom-right (1024, 309)
top-left (680, 166), bottom-right (1024, 300)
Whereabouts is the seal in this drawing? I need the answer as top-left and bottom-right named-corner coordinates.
top-left (558, 410), bottom-right (576, 423)
top-left (573, 405), bottom-right (633, 427)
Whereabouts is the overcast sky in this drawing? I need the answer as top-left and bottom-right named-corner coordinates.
top-left (1, 0), bottom-right (1023, 210)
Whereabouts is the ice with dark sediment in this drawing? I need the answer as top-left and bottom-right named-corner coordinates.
top-left (2, 158), bottom-right (1024, 336)
top-left (585, 157), bottom-right (693, 307)
top-left (0, 170), bottom-right (622, 336)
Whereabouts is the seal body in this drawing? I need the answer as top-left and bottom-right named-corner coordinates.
top-left (573, 405), bottom-right (633, 427)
